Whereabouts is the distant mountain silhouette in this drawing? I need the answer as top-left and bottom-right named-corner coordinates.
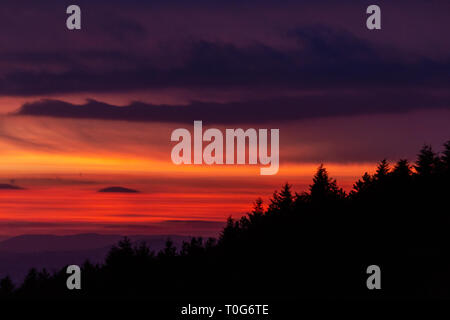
top-left (97, 186), bottom-right (139, 193)
top-left (0, 233), bottom-right (188, 253)
top-left (0, 184), bottom-right (24, 190)
top-left (0, 234), bottom-right (123, 253)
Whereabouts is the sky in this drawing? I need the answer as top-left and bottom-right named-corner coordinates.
top-left (0, 0), bottom-right (450, 237)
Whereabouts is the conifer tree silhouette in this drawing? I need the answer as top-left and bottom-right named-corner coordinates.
top-left (415, 144), bottom-right (439, 177)
top-left (0, 276), bottom-right (14, 296)
top-left (352, 172), bottom-right (372, 192)
top-left (309, 164), bottom-right (344, 203)
top-left (3, 139), bottom-right (450, 300)
top-left (268, 183), bottom-right (294, 212)
top-left (392, 159), bottom-right (411, 179)
top-left (374, 159), bottom-right (390, 180)
top-left (442, 141), bottom-right (450, 173)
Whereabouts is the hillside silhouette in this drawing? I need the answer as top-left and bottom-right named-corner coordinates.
top-left (1, 140), bottom-right (450, 299)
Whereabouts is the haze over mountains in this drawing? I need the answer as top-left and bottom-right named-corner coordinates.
top-left (0, 233), bottom-right (191, 284)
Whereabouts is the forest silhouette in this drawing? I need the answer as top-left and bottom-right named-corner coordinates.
top-left (1, 140), bottom-right (450, 300)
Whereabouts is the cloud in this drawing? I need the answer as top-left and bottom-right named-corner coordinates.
top-left (0, 219), bottom-right (224, 237)
top-left (13, 89), bottom-right (450, 124)
top-left (1, 22), bottom-right (450, 96)
top-left (98, 186), bottom-right (140, 193)
top-left (0, 184), bottom-right (25, 190)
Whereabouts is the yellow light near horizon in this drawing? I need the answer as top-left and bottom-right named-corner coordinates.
top-left (0, 150), bottom-right (376, 180)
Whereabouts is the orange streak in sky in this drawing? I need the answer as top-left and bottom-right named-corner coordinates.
top-left (0, 149), bottom-right (376, 236)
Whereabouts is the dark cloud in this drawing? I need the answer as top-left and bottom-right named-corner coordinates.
top-left (14, 89), bottom-right (450, 123)
top-left (2, 0), bottom-right (450, 124)
top-left (0, 24), bottom-right (449, 95)
top-left (0, 220), bottom-right (224, 236)
top-left (0, 184), bottom-right (25, 190)
top-left (98, 186), bottom-right (140, 193)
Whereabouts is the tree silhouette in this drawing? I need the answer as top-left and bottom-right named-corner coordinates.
top-left (0, 276), bottom-right (14, 296)
top-left (415, 144), bottom-right (439, 177)
top-left (267, 183), bottom-right (294, 213)
top-left (351, 172), bottom-right (372, 197)
top-left (158, 238), bottom-right (177, 258)
top-left (251, 198), bottom-right (264, 216)
top-left (2, 139), bottom-right (450, 300)
top-left (442, 141), bottom-right (450, 173)
top-left (392, 159), bottom-right (411, 179)
top-left (374, 159), bottom-right (390, 180)
top-left (309, 164), bottom-right (344, 203)
top-left (105, 237), bottom-right (134, 268)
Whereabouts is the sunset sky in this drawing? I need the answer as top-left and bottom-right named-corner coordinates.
top-left (1, 0), bottom-right (450, 237)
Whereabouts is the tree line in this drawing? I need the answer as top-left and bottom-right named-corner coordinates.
top-left (1, 140), bottom-right (450, 299)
